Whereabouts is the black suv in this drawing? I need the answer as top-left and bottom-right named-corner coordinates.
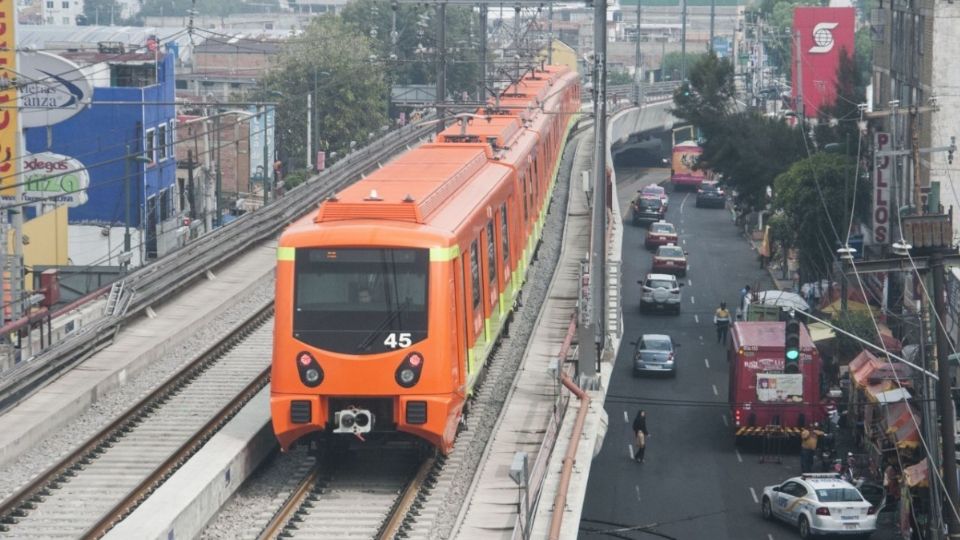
top-left (695, 181), bottom-right (725, 208)
top-left (631, 196), bottom-right (665, 226)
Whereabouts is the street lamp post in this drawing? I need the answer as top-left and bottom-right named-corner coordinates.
top-left (123, 145), bottom-right (152, 269)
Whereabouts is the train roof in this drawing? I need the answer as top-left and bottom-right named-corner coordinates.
top-left (731, 321), bottom-right (815, 349)
top-left (439, 115), bottom-right (523, 148)
top-left (316, 144), bottom-right (499, 225)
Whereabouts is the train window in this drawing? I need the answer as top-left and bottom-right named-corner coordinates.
top-left (521, 174), bottom-right (528, 221)
top-left (500, 204), bottom-right (509, 264)
top-left (293, 248), bottom-right (429, 355)
top-left (470, 240), bottom-right (481, 311)
top-left (486, 221), bottom-right (496, 285)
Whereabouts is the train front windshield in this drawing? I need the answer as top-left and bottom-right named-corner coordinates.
top-left (293, 248), bottom-right (429, 354)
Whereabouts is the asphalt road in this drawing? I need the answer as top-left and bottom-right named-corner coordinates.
top-left (579, 167), bottom-right (810, 540)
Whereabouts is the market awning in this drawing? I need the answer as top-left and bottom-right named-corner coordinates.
top-left (807, 322), bottom-right (836, 343)
top-left (867, 387), bottom-right (911, 404)
top-left (904, 458), bottom-right (929, 488)
top-left (883, 401), bottom-right (921, 449)
top-left (822, 299), bottom-right (879, 318)
top-left (851, 351), bottom-right (913, 389)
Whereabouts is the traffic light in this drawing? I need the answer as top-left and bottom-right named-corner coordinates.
top-left (784, 316), bottom-right (801, 373)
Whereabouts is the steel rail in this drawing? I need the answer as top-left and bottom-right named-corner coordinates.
top-left (255, 465), bottom-right (323, 540)
top-left (0, 304), bottom-right (274, 534)
top-left (0, 121), bottom-right (435, 414)
top-left (376, 456), bottom-right (437, 540)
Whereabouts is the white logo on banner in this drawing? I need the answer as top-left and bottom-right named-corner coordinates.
top-left (809, 22), bottom-right (839, 54)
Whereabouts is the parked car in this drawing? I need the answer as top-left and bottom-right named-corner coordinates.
top-left (645, 221), bottom-right (678, 250)
top-left (631, 196), bottom-right (666, 226)
top-left (695, 180), bottom-right (726, 208)
top-left (640, 184), bottom-right (669, 210)
top-left (761, 473), bottom-right (878, 539)
top-left (631, 333), bottom-right (679, 376)
top-left (639, 273), bottom-right (682, 314)
top-left (651, 244), bottom-right (687, 277)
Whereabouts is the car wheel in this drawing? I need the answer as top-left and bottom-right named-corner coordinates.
top-left (761, 497), bottom-right (773, 520)
top-left (798, 515), bottom-right (812, 539)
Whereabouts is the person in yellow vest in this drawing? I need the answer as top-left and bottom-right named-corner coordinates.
top-left (714, 302), bottom-right (731, 344)
top-left (800, 423), bottom-right (825, 473)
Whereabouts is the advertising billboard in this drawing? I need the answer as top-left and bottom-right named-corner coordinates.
top-left (791, 7), bottom-right (855, 118)
top-left (248, 106), bottom-right (275, 188)
top-left (873, 132), bottom-right (891, 244)
top-left (756, 373), bottom-right (804, 403)
top-left (18, 51), bottom-right (92, 128)
top-left (0, 0), bottom-right (18, 197)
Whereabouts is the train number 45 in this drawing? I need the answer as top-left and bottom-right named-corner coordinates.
top-left (384, 332), bottom-right (412, 349)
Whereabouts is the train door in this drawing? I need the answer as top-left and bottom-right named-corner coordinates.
top-left (485, 221), bottom-right (500, 317)
top-left (453, 255), bottom-right (468, 388)
top-left (468, 240), bottom-right (486, 345)
top-left (499, 203), bottom-right (511, 290)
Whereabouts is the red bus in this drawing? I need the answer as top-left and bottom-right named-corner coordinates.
top-left (728, 321), bottom-right (825, 443)
top-left (670, 140), bottom-right (709, 190)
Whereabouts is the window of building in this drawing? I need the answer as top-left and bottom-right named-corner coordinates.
top-left (46, 1), bottom-right (53, 8)
top-left (175, 79), bottom-right (188, 89)
top-left (62, 1), bottom-right (69, 8)
top-left (916, 15), bottom-right (924, 56)
top-left (157, 124), bottom-right (167, 160)
top-left (169, 120), bottom-right (175, 149)
top-left (159, 188), bottom-right (170, 221)
top-left (145, 128), bottom-right (156, 163)
top-left (111, 64), bottom-right (156, 88)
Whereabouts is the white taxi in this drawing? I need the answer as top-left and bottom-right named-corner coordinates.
top-left (761, 473), bottom-right (877, 538)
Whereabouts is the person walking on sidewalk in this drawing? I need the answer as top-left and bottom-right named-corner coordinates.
top-left (714, 302), bottom-right (731, 345)
top-left (632, 409), bottom-right (649, 463)
top-left (800, 423), bottom-right (825, 473)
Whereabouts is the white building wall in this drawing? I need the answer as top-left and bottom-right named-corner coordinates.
top-left (929, 2), bottom-right (960, 244)
top-left (69, 225), bottom-right (144, 268)
top-left (40, 0), bottom-right (81, 25)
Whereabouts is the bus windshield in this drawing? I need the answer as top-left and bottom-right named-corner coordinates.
top-left (293, 248), bottom-right (429, 354)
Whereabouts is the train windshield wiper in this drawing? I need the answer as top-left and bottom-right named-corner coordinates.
top-left (356, 301), bottom-right (409, 352)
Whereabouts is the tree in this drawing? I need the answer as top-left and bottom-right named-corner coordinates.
top-left (340, 0), bottom-right (481, 104)
top-left (671, 52), bottom-right (737, 136)
top-left (773, 152), bottom-right (870, 280)
top-left (82, 0), bottom-right (124, 25)
top-left (833, 311), bottom-right (882, 362)
top-left (259, 16), bottom-right (388, 170)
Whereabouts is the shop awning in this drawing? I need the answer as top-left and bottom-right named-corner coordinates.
top-left (851, 351), bottom-right (913, 389)
top-left (823, 299), bottom-right (879, 318)
top-left (883, 401), bottom-right (921, 449)
top-left (904, 458), bottom-right (929, 488)
top-left (868, 387), bottom-right (911, 404)
top-left (807, 322), bottom-right (836, 343)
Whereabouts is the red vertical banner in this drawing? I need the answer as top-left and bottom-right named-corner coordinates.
top-left (0, 0), bottom-right (18, 197)
top-left (791, 7), bottom-right (855, 118)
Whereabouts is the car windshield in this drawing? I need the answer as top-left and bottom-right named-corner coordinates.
top-left (643, 186), bottom-right (664, 195)
top-left (701, 183), bottom-right (720, 192)
top-left (294, 248), bottom-right (429, 354)
top-left (641, 338), bottom-right (672, 351)
top-left (646, 279), bottom-right (676, 289)
top-left (815, 488), bottom-right (865, 502)
top-left (650, 224), bottom-right (674, 234)
top-left (658, 247), bottom-right (684, 258)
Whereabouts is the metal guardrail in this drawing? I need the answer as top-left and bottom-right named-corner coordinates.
top-left (0, 121), bottom-right (436, 413)
top-left (582, 80), bottom-right (681, 102)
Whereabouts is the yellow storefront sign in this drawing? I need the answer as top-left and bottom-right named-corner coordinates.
top-left (0, 1), bottom-right (17, 197)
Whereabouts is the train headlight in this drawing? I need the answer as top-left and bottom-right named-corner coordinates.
top-left (395, 351), bottom-right (424, 388)
top-left (296, 351), bottom-right (324, 387)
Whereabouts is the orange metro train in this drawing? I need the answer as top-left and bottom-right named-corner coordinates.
top-left (270, 65), bottom-right (581, 454)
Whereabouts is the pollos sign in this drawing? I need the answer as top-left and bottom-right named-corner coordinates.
top-left (873, 132), bottom-right (891, 244)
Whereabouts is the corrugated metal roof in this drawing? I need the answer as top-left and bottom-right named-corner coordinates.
top-left (19, 25), bottom-right (195, 62)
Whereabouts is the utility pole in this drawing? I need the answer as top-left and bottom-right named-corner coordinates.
top-left (262, 105), bottom-right (270, 205)
top-left (912, 108), bottom-right (923, 215)
top-left (436, 1), bottom-right (447, 134)
top-left (634, 0), bottom-right (642, 104)
top-left (932, 251), bottom-right (960, 537)
top-left (709, 0), bottom-right (715, 52)
top-left (306, 93), bottom-right (313, 170)
top-left (794, 31), bottom-right (803, 123)
top-left (214, 111), bottom-right (222, 227)
top-left (919, 299), bottom-right (943, 540)
top-left (124, 144), bottom-right (132, 254)
top-left (186, 149), bottom-right (196, 221)
top-left (479, 4), bottom-right (488, 102)
top-left (680, 0), bottom-right (687, 81)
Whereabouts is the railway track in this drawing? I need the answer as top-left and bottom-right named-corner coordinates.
top-left (0, 306), bottom-right (276, 539)
top-left (257, 447), bottom-right (432, 540)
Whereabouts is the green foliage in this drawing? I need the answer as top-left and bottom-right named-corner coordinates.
top-left (81, 0), bottom-right (126, 25)
top-left (672, 53), bottom-right (804, 211)
top-left (755, 0), bottom-right (818, 78)
top-left (283, 169), bottom-right (310, 191)
top-left (340, 0), bottom-right (481, 102)
top-left (259, 16), bottom-right (388, 170)
top-left (661, 52), bottom-right (707, 81)
top-left (833, 311), bottom-right (881, 361)
top-left (139, 0), bottom-right (278, 17)
top-left (608, 71), bottom-right (634, 85)
top-left (773, 152), bottom-right (870, 279)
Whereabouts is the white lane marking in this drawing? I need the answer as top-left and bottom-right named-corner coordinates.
top-left (628, 444), bottom-right (634, 459)
top-left (636, 485), bottom-right (642, 501)
top-left (712, 384), bottom-right (719, 396)
top-left (750, 487), bottom-right (759, 504)
top-left (690, 296), bottom-right (695, 304)
top-left (680, 192), bottom-right (690, 212)
top-left (768, 534), bottom-right (774, 540)
top-left (722, 414), bottom-right (729, 426)
top-left (624, 411), bottom-right (629, 423)
top-left (736, 449), bottom-right (744, 463)
top-left (687, 278), bottom-right (692, 287)
top-left (682, 238), bottom-right (687, 245)
top-left (704, 358), bottom-right (710, 369)
top-left (694, 314), bottom-right (699, 324)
